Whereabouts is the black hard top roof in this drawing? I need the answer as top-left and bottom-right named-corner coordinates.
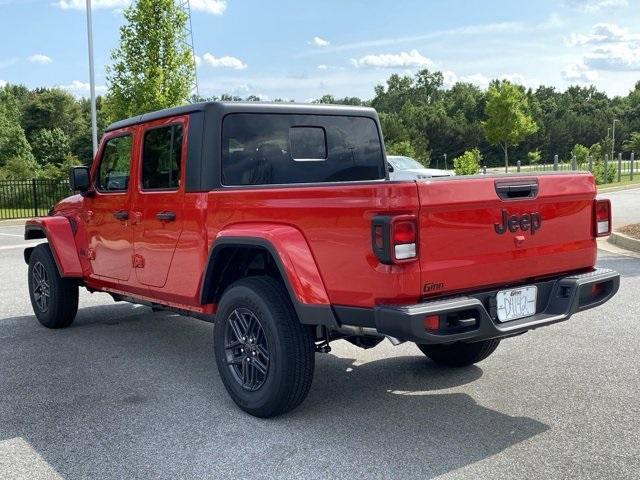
top-left (105, 101), bottom-right (377, 132)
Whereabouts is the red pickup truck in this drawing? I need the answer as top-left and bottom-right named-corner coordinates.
top-left (24, 102), bottom-right (619, 417)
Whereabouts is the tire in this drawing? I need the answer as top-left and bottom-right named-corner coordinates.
top-left (213, 276), bottom-right (315, 418)
top-left (28, 243), bottom-right (79, 329)
top-left (416, 339), bottom-right (500, 367)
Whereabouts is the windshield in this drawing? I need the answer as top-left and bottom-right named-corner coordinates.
top-left (387, 156), bottom-right (424, 170)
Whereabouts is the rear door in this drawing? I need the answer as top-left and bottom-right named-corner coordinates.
top-left (131, 117), bottom-right (187, 288)
top-left (416, 174), bottom-right (597, 297)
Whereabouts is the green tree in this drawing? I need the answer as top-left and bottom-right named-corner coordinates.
top-left (0, 104), bottom-right (37, 178)
top-left (571, 144), bottom-right (589, 168)
top-left (104, 0), bottom-right (195, 121)
top-left (623, 132), bottom-right (640, 154)
top-left (386, 140), bottom-right (417, 159)
top-left (484, 80), bottom-right (538, 172)
top-left (528, 150), bottom-right (541, 165)
top-left (30, 128), bottom-right (71, 166)
top-left (453, 148), bottom-right (482, 175)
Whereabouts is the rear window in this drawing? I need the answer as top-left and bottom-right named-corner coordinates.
top-left (221, 114), bottom-right (385, 185)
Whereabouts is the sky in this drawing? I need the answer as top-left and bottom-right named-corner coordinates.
top-left (1, 0), bottom-right (640, 101)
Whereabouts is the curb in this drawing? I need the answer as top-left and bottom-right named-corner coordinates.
top-left (598, 185), bottom-right (640, 193)
top-left (608, 231), bottom-right (640, 254)
top-left (0, 219), bottom-right (27, 226)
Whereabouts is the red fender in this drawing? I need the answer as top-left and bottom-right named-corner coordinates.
top-left (25, 217), bottom-right (83, 277)
top-left (215, 223), bottom-right (330, 305)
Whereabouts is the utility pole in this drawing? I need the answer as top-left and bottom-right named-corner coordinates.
top-left (85, 0), bottom-right (98, 156)
top-left (611, 119), bottom-right (619, 163)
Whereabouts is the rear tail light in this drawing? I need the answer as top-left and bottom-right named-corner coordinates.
top-left (593, 198), bottom-right (611, 237)
top-left (393, 220), bottom-right (417, 260)
top-left (371, 215), bottom-right (418, 264)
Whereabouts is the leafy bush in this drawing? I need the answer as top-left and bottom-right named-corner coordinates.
top-left (527, 150), bottom-right (541, 165)
top-left (453, 148), bottom-right (482, 175)
top-left (592, 160), bottom-right (616, 185)
top-left (571, 144), bottom-right (589, 168)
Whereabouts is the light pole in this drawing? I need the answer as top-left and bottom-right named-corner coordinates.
top-left (443, 153), bottom-right (447, 170)
top-left (86, 0), bottom-right (98, 156)
top-left (611, 119), bottom-right (619, 162)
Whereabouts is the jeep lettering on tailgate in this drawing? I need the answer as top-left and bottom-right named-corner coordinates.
top-left (494, 209), bottom-right (542, 235)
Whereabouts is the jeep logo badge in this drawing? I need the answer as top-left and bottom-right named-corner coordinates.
top-left (494, 209), bottom-right (541, 235)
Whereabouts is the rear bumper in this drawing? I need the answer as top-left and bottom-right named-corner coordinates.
top-left (370, 268), bottom-right (619, 344)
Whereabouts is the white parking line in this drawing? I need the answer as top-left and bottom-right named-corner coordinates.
top-left (0, 233), bottom-right (23, 237)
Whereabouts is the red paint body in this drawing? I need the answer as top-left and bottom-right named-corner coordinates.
top-left (37, 112), bottom-right (602, 316)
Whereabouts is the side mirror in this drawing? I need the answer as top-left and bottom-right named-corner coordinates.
top-left (387, 162), bottom-right (395, 173)
top-left (69, 166), bottom-right (91, 192)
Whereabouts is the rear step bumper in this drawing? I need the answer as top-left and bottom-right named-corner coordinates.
top-left (373, 268), bottom-right (620, 344)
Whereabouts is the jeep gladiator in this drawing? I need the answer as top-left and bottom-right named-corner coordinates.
top-left (24, 102), bottom-right (620, 417)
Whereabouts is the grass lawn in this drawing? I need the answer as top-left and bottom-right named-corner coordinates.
top-left (598, 174), bottom-right (640, 191)
top-left (0, 208), bottom-right (34, 220)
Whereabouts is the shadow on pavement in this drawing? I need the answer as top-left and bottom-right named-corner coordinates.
top-left (0, 304), bottom-right (549, 479)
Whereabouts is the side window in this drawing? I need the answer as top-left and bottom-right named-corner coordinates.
top-left (97, 135), bottom-right (132, 192)
top-left (221, 114), bottom-right (385, 186)
top-left (141, 125), bottom-right (183, 190)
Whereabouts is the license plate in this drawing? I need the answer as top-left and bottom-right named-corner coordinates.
top-left (496, 286), bottom-right (537, 322)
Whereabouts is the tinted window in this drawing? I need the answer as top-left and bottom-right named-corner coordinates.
top-left (221, 114), bottom-right (384, 185)
top-left (97, 135), bottom-right (132, 192)
top-left (290, 127), bottom-right (327, 160)
top-left (141, 125), bottom-right (183, 190)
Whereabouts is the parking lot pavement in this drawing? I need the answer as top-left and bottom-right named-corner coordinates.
top-left (0, 233), bottom-right (639, 479)
top-left (602, 187), bottom-right (640, 227)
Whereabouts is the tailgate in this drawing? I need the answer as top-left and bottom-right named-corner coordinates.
top-left (417, 173), bottom-right (597, 297)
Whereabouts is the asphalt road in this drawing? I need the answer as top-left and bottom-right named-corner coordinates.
top-left (602, 186), bottom-right (640, 227)
top-left (0, 221), bottom-right (639, 480)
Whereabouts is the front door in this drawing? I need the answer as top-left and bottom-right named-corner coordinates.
top-left (85, 132), bottom-right (134, 281)
top-left (132, 119), bottom-right (186, 288)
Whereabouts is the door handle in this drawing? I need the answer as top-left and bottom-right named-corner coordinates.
top-left (156, 211), bottom-right (176, 222)
top-left (113, 210), bottom-right (129, 221)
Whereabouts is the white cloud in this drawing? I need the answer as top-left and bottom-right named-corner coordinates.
top-left (194, 55), bottom-right (202, 67)
top-left (566, 23), bottom-right (640, 71)
top-left (0, 80), bottom-right (7, 88)
top-left (565, 0), bottom-right (628, 11)
top-left (203, 53), bottom-right (247, 70)
top-left (300, 21), bottom-right (524, 56)
top-left (310, 36), bottom-right (330, 47)
top-left (585, 44), bottom-right (640, 71)
top-left (58, 80), bottom-right (107, 96)
top-left (562, 61), bottom-right (600, 82)
top-left (317, 64), bottom-right (329, 70)
top-left (27, 54), bottom-right (52, 65)
top-left (566, 23), bottom-right (637, 46)
top-left (351, 49), bottom-right (432, 69)
top-left (190, 0), bottom-right (226, 15)
top-left (56, 0), bottom-right (129, 10)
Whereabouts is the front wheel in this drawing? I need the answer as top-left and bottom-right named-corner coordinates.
top-left (28, 243), bottom-right (79, 329)
top-left (213, 276), bottom-right (315, 418)
top-left (416, 339), bottom-right (500, 367)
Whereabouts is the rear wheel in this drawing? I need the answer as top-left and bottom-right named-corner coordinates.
top-left (213, 276), bottom-right (315, 418)
top-left (28, 243), bottom-right (79, 329)
top-left (416, 339), bottom-right (500, 367)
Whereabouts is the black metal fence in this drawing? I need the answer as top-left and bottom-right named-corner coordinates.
top-left (0, 179), bottom-right (72, 220)
top-left (487, 152), bottom-right (639, 184)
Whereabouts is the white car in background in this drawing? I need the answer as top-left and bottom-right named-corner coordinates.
top-left (387, 155), bottom-right (454, 180)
